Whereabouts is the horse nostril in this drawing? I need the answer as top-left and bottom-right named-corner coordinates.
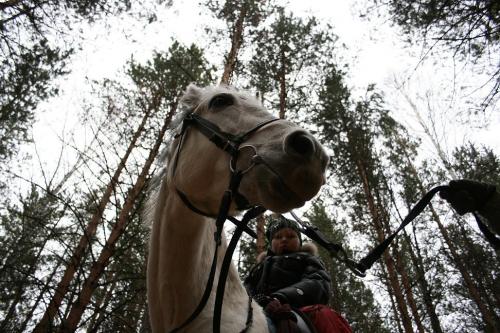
top-left (285, 131), bottom-right (316, 157)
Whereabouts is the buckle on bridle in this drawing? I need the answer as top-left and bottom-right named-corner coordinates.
top-left (230, 145), bottom-right (259, 175)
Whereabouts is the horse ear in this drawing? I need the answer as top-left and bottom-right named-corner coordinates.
top-left (180, 83), bottom-right (203, 110)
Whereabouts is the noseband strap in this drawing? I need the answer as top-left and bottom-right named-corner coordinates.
top-left (183, 112), bottom-right (279, 157)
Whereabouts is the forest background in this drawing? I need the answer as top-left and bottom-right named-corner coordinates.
top-left (1, 0), bottom-right (499, 332)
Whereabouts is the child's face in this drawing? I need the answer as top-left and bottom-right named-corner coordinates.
top-left (271, 227), bottom-right (300, 255)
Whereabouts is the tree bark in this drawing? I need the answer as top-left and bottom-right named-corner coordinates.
top-left (380, 179), bottom-right (425, 332)
top-left (354, 158), bottom-right (414, 332)
top-left (393, 246), bottom-right (426, 333)
top-left (381, 264), bottom-right (404, 333)
top-left (256, 214), bottom-right (266, 254)
top-left (278, 45), bottom-right (287, 120)
top-left (220, 3), bottom-right (247, 85)
top-left (33, 101), bottom-right (155, 333)
top-left (59, 103), bottom-right (175, 332)
top-left (405, 231), bottom-right (444, 333)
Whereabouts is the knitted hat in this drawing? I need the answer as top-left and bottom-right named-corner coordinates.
top-left (265, 215), bottom-right (302, 245)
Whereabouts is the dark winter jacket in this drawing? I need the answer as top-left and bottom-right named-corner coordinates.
top-left (244, 243), bottom-right (331, 308)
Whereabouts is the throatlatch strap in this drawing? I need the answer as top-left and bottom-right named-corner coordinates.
top-left (176, 189), bottom-right (257, 238)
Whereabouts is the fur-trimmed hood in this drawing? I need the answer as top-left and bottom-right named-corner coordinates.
top-left (256, 242), bottom-right (319, 263)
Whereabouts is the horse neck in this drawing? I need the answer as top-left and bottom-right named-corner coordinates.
top-left (148, 180), bottom-right (247, 330)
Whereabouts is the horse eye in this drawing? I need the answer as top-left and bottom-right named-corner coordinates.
top-left (208, 93), bottom-right (235, 110)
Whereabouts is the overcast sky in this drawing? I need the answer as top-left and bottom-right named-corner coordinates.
top-left (25, 0), bottom-right (499, 191)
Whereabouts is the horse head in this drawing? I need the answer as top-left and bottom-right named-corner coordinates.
top-left (170, 84), bottom-right (329, 214)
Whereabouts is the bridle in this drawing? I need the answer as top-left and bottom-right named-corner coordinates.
top-left (172, 112), bottom-right (283, 215)
top-left (169, 110), bottom-right (287, 333)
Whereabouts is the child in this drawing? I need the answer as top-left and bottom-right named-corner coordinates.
top-left (244, 215), bottom-right (331, 332)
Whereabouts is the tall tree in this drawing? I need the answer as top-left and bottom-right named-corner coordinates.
top-left (447, 144), bottom-right (500, 331)
top-left (248, 6), bottom-right (335, 119)
top-left (312, 65), bottom-right (417, 331)
top-left (32, 80), bottom-right (158, 333)
top-left (378, 113), bottom-right (446, 333)
top-left (61, 113), bottom-right (170, 331)
top-left (205, 0), bottom-right (269, 84)
top-left (59, 43), bottom-right (214, 331)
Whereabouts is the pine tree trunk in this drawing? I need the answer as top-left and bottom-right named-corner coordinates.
top-left (432, 203), bottom-right (499, 332)
top-left (392, 246), bottom-right (426, 333)
top-left (355, 159), bottom-right (414, 332)
top-left (60, 103), bottom-right (175, 332)
top-left (379, 185), bottom-right (422, 331)
top-left (404, 231), bottom-right (444, 333)
top-left (382, 251), bottom-right (413, 332)
top-left (381, 264), bottom-right (404, 333)
top-left (220, 3), bottom-right (247, 84)
top-left (383, 171), bottom-right (444, 333)
top-left (32, 104), bottom-right (155, 333)
top-left (278, 46), bottom-right (286, 120)
top-left (256, 214), bottom-right (266, 254)
top-left (456, 223), bottom-right (500, 326)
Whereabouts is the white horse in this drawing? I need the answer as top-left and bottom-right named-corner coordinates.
top-left (146, 84), bottom-right (328, 332)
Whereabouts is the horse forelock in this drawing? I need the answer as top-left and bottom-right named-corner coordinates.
top-left (181, 84), bottom-right (264, 115)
